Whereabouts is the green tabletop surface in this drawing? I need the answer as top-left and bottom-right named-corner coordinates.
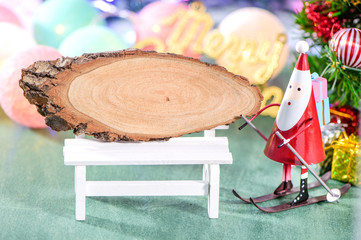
top-left (0, 108), bottom-right (360, 240)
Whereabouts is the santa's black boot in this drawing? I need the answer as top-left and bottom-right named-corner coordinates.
top-left (291, 178), bottom-right (309, 206)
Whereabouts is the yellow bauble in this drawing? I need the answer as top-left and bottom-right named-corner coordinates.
top-left (215, 7), bottom-right (289, 85)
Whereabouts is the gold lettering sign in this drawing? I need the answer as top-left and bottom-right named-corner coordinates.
top-left (260, 86), bottom-right (284, 118)
top-left (135, 2), bottom-right (213, 56)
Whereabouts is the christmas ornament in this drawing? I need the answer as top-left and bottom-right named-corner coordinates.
top-left (33, 0), bottom-right (104, 48)
top-left (1, 0), bottom-right (42, 32)
top-left (162, 2), bottom-right (212, 58)
top-left (233, 41), bottom-right (349, 212)
top-left (107, 18), bottom-right (136, 47)
top-left (330, 28), bottom-right (361, 69)
top-left (350, 0), bottom-right (361, 5)
top-left (311, 73), bottom-right (330, 127)
top-left (330, 106), bottom-right (360, 136)
top-left (132, 1), bottom-right (189, 43)
top-left (304, 1), bottom-right (343, 42)
top-left (265, 41), bottom-right (325, 167)
top-left (0, 3), bottom-right (23, 27)
top-left (0, 22), bottom-right (36, 63)
top-left (330, 132), bottom-right (360, 186)
top-left (0, 46), bottom-right (62, 128)
top-left (295, 1), bottom-right (361, 108)
top-left (59, 25), bottom-right (127, 57)
top-left (319, 122), bottom-right (346, 175)
top-left (200, 0), bottom-right (234, 7)
top-left (133, 1), bottom-right (210, 58)
top-left (320, 105), bottom-right (360, 177)
top-left (213, 7), bottom-right (289, 85)
top-left (321, 122), bottom-right (346, 145)
top-left (293, 1), bottom-right (304, 13)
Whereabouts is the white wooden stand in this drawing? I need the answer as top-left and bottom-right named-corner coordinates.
top-left (63, 126), bottom-right (232, 220)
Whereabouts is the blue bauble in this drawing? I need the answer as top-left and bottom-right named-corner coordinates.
top-left (33, 0), bottom-right (104, 48)
top-left (59, 25), bottom-right (127, 57)
top-left (107, 18), bottom-right (136, 47)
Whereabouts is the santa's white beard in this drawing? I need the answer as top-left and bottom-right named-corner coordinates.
top-left (276, 70), bottom-right (312, 131)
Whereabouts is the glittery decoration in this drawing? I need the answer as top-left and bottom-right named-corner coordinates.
top-left (330, 132), bottom-right (360, 186)
top-left (349, 0), bottom-right (361, 6)
top-left (330, 106), bottom-right (360, 136)
top-left (319, 122), bottom-right (345, 175)
top-left (304, 1), bottom-right (343, 43)
top-left (321, 122), bottom-right (346, 145)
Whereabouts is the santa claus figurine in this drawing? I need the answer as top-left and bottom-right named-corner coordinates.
top-left (264, 41), bottom-right (325, 205)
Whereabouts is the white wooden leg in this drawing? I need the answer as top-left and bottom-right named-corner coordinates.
top-left (75, 166), bottom-right (86, 221)
top-left (202, 164), bottom-right (209, 181)
top-left (75, 134), bottom-right (85, 139)
top-left (204, 129), bottom-right (215, 138)
top-left (208, 164), bottom-right (220, 218)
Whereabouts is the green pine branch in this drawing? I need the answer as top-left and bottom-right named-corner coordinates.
top-left (294, 0), bottom-right (361, 108)
top-left (321, 47), bottom-right (361, 107)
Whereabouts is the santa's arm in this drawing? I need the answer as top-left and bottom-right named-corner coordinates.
top-left (239, 103), bottom-right (280, 131)
top-left (278, 118), bottom-right (314, 148)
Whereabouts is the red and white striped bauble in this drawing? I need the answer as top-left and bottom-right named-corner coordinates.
top-left (330, 28), bottom-right (361, 69)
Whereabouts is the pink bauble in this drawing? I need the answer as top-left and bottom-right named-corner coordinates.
top-left (330, 28), bottom-right (361, 69)
top-left (132, 1), bottom-right (189, 42)
top-left (0, 3), bottom-right (23, 27)
top-left (132, 1), bottom-right (201, 58)
top-left (0, 45), bottom-right (62, 128)
top-left (0, 22), bottom-right (36, 63)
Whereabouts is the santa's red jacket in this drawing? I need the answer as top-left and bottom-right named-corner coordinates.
top-left (264, 90), bottom-right (325, 165)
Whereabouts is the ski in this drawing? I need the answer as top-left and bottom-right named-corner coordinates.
top-left (232, 171), bottom-right (331, 204)
top-left (250, 183), bottom-right (351, 213)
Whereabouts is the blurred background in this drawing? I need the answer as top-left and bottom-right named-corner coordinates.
top-left (0, 0), bottom-right (359, 239)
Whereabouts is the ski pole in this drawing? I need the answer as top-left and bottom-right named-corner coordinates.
top-left (239, 104), bottom-right (280, 131)
top-left (275, 131), bottom-right (338, 198)
top-left (241, 115), bottom-right (268, 141)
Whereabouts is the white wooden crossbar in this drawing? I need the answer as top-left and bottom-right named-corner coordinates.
top-left (64, 138), bottom-right (231, 165)
top-left (85, 181), bottom-right (208, 196)
top-left (64, 126), bottom-right (232, 220)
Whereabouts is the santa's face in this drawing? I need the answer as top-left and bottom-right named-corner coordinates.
top-left (276, 70), bottom-right (312, 131)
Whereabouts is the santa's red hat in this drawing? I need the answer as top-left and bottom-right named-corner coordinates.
top-left (295, 41), bottom-right (310, 71)
top-left (275, 40), bottom-right (313, 131)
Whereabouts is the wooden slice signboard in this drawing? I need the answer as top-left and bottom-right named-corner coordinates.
top-left (20, 49), bottom-right (263, 141)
